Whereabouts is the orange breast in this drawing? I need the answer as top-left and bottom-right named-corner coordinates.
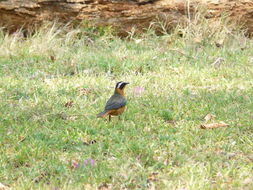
top-left (108, 106), bottom-right (126, 116)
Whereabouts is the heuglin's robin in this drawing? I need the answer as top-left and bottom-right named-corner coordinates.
top-left (97, 81), bottom-right (129, 121)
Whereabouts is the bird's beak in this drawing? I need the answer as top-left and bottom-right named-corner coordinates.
top-left (125, 82), bottom-right (129, 85)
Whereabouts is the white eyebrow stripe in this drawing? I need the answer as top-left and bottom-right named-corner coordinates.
top-left (117, 82), bottom-right (123, 88)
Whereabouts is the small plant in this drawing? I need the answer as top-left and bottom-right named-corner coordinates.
top-left (160, 109), bottom-right (174, 121)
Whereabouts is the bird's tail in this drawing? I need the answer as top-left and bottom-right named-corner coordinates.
top-left (97, 110), bottom-right (108, 118)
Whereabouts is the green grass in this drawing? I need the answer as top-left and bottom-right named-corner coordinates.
top-left (0, 20), bottom-right (253, 189)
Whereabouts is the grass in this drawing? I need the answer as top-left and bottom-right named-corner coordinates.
top-left (0, 18), bottom-right (253, 189)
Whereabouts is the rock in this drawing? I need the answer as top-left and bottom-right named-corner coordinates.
top-left (0, 0), bottom-right (252, 36)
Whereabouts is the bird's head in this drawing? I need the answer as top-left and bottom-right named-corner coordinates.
top-left (115, 81), bottom-right (129, 95)
top-left (115, 81), bottom-right (129, 89)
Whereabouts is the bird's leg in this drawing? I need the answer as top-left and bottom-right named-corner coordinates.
top-left (109, 115), bottom-right (111, 122)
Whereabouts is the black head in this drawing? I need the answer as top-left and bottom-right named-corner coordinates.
top-left (115, 81), bottom-right (129, 89)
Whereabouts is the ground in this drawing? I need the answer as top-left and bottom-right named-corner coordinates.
top-left (0, 21), bottom-right (253, 189)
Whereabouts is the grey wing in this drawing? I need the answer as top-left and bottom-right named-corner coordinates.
top-left (104, 94), bottom-right (127, 111)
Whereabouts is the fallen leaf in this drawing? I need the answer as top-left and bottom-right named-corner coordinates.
top-left (98, 183), bottom-right (110, 190)
top-left (200, 122), bottom-right (229, 129)
top-left (77, 87), bottom-right (92, 96)
top-left (89, 140), bottom-right (97, 144)
top-left (147, 172), bottom-right (159, 183)
top-left (33, 172), bottom-right (47, 183)
top-left (0, 183), bottom-right (8, 190)
top-left (18, 136), bottom-right (26, 143)
top-left (227, 153), bottom-right (236, 159)
top-left (83, 139), bottom-right (97, 146)
top-left (64, 101), bottom-right (74, 108)
top-left (219, 152), bottom-right (237, 159)
top-left (165, 120), bottom-right (176, 125)
top-left (135, 66), bottom-right (143, 74)
top-left (204, 113), bottom-right (215, 122)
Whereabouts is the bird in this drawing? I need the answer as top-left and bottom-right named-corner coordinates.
top-left (97, 81), bottom-right (129, 121)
